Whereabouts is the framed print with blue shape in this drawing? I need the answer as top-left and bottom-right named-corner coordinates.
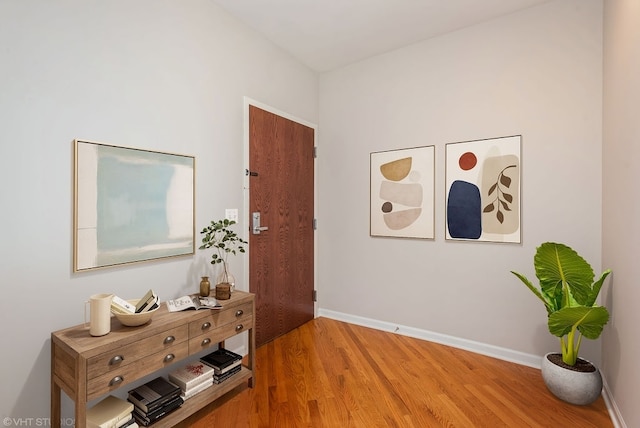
top-left (445, 135), bottom-right (521, 243)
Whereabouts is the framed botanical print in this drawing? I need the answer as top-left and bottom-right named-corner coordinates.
top-left (445, 135), bottom-right (521, 243)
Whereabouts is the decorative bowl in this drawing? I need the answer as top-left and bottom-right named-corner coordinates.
top-left (112, 299), bottom-right (159, 327)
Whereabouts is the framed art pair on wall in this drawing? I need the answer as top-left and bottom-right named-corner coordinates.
top-left (370, 135), bottom-right (521, 243)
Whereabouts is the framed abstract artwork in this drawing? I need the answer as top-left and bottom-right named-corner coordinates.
top-left (370, 145), bottom-right (435, 239)
top-left (74, 139), bottom-right (195, 271)
top-left (445, 135), bottom-right (521, 243)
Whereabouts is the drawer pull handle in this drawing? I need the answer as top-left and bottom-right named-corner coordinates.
top-left (109, 376), bottom-right (124, 386)
top-left (235, 309), bottom-right (244, 317)
top-left (235, 324), bottom-right (244, 332)
top-left (201, 338), bottom-right (211, 346)
top-left (109, 355), bottom-right (124, 365)
top-left (201, 322), bottom-right (211, 330)
top-left (164, 353), bottom-right (175, 363)
top-left (164, 335), bottom-right (175, 344)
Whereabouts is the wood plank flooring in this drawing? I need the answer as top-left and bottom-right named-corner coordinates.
top-left (177, 317), bottom-right (613, 427)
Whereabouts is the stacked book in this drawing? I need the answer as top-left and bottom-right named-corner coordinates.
top-left (168, 361), bottom-right (214, 401)
top-left (201, 348), bottom-right (243, 384)
top-left (111, 289), bottom-right (159, 316)
top-left (128, 377), bottom-right (183, 426)
top-left (87, 395), bottom-right (137, 428)
top-left (134, 289), bottom-right (159, 313)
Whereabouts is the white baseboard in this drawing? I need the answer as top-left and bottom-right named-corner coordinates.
top-left (317, 308), bottom-right (623, 426)
top-left (318, 308), bottom-right (542, 367)
top-left (602, 376), bottom-right (627, 428)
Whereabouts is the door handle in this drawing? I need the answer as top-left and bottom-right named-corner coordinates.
top-left (252, 212), bottom-right (269, 234)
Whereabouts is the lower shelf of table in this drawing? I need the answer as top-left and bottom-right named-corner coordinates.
top-left (140, 366), bottom-right (253, 427)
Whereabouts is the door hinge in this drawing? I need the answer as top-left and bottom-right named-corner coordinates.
top-left (313, 146), bottom-right (318, 158)
top-left (313, 218), bottom-right (317, 230)
top-left (313, 290), bottom-right (317, 302)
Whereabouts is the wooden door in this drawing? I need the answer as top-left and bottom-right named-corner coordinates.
top-left (248, 105), bottom-right (315, 347)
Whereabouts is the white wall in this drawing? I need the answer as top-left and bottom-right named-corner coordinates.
top-left (4, 0), bottom-right (633, 425)
top-left (603, 1), bottom-right (640, 426)
top-left (0, 0), bottom-right (318, 422)
top-left (318, 0), bottom-right (603, 363)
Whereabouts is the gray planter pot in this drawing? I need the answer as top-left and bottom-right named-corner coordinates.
top-left (541, 352), bottom-right (603, 405)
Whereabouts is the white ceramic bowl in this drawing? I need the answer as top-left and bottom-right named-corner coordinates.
top-left (112, 299), bottom-right (159, 327)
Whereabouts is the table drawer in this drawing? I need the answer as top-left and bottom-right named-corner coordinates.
top-left (188, 301), bottom-right (253, 337)
top-left (87, 341), bottom-right (189, 401)
top-left (189, 315), bottom-right (253, 354)
top-left (87, 325), bottom-right (188, 380)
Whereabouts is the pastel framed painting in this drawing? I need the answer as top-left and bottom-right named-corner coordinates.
top-left (73, 139), bottom-right (195, 271)
top-left (445, 135), bottom-right (521, 243)
top-left (370, 145), bottom-right (435, 239)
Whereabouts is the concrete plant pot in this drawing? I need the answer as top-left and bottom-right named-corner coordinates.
top-left (541, 353), bottom-right (603, 405)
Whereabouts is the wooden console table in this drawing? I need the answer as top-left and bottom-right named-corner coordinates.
top-left (51, 291), bottom-right (255, 428)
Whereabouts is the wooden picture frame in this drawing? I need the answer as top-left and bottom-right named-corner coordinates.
top-left (370, 145), bottom-right (435, 239)
top-left (74, 139), bottom-right (195, 271)
top-left (445, 135), bottom-right (521, 243)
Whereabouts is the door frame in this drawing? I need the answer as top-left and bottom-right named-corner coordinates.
top-left (242, 96), bottom-right (319, 318)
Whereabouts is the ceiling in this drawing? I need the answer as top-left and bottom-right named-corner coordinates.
top-left (210, 0), bottom-right (553, 72)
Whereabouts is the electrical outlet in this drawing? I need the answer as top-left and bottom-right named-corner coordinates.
top-left (225, 209), bottom-right (238, 223)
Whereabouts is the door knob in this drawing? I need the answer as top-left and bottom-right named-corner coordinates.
top-left (252, 212), bottom-right (269, 234)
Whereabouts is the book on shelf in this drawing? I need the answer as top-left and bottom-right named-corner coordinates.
top-left (210, 359), bottom-right (241, 376)
top-left (213, 365), bottom-right (242, 384)
top-left (166, 294), bottom-right (222, 312)
top-left (114, 415), bottom-right (134, 428)
top-left (132, 395), bottom-right (183, 427)
top-left (86, 395), bottom-right (134, 428)
top-left (168, 361), bottom-right (215, 392)
top-left (118, 418), bottom-right (138, 428)
top-left (127, 377), bottom-right (181, 414)
top-left (200, 348), bottom-right (243, 371)
top-left (181, 378), bottom-right (214, 401)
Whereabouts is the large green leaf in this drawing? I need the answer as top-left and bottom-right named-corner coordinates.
top-left (548, 306), bottom-right (610, 339)
top-left (586, 269), bottom-right (612, 307)
top-left (510, 271), bottom-right (553, 313)
top-left (534, 242), bottom-right (594, 306)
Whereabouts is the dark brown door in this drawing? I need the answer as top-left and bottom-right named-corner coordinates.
top-left (248, 105), bottom-right (315, 347)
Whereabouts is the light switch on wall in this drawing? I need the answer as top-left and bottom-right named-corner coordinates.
top-left (225, 209), bottom-right (238, 223)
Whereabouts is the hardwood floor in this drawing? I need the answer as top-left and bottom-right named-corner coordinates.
top-left (177, 317), bottom-right (613, 427)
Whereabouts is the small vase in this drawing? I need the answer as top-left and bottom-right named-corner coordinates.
top-left (199, 276), bottom-right (211, 297)
top-left (216, 261), bottom-right (236, 291)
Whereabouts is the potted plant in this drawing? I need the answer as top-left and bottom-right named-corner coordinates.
top-left (510, 242), bottom-right (611, 405)
top-left (199, 219), bottom-right (247, 299)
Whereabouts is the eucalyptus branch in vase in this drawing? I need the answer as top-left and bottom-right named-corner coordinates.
top-left (199, 219), bottom-right (247, 285)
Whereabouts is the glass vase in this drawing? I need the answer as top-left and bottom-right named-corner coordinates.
top-left (199, 276), bottom-right (211, 297)
top-left (216, 261), bottom-right (236, 291)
